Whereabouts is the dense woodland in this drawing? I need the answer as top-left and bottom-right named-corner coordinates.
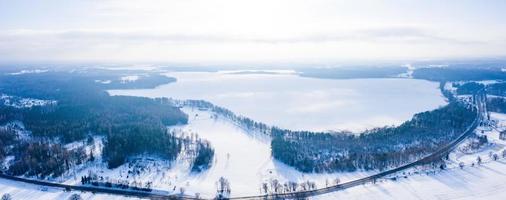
top-left (8, 142), bottom-right (87, 177)
top-left (453, 82), bottom-right (506, 113)
top-left (413, 67), bottom-right (506, 81)
top-left (487, 97), bottom-right (506, 113)
top-left (0, 127), bottom-right (16, 162)
top-left (271, 102), bottom-right (476, 172)
top-left (0, 70), bottom-right (215, 177)
top-left (485, 82), bottom-right (506, 96)
top-left (455, 82), bottom-right (485, 95)
top-left (178, 99), bottom-right (271, 134)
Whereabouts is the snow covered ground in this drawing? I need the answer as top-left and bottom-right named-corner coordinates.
top-left (0, 94), bottom-right (57, 108)
top-left (53, 107), bottom-right (373, 198)
top-left (109, 72), bottom-right (446, 133)
top-left (315, 160), bottom-right (506, 200)
top-left (0, 178), bottom-right (136, 200)
top-left (159, 107), bottom-right (374, 197)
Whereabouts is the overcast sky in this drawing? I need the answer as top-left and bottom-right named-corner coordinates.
top-left (0, 0), bottom-right (505, 65)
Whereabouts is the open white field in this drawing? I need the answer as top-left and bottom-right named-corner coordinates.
top-left (54, 107), bottom-right (373, 198)
top-left (315, 160), bottom-right (506, 200)
top-left (0, 178), bottom-right (136, 200)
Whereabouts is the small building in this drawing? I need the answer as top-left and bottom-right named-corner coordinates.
top-left (500, 130), bottom-right (506, 140)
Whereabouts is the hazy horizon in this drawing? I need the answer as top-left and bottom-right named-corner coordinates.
top-left (1, 0), bottom-right (506, 64)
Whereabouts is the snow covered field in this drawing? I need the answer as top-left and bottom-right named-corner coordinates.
top-left (315, 160), bottom-right (506, 200)
top-left (0, 178), bottom-right (134, 200)
top-left (52, 108), bottom-right (373, 198)
top-left (3, 159), bottom-right (506, 200)
top-left (159, 108), bottom-right (373, 197)
top-left (109, 72), bottom-right (446, 132)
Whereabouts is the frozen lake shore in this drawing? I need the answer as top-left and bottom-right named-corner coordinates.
top-left (109, 72), bottom-right (447, 132)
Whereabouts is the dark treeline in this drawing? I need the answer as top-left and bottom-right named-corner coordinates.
top-left (103, 124), bottom-right (183, 168)
top-left (0, 71), bottom-right (192, 173)
top-left (271, 102), bottom-right (476, 172)
top-left (0, 127), bottom-right (16, 161)
top-left (8, 142), bottom-right (87, 178)
top-left (455, 82), bottom-right (485, 95)
top-left (453, 81), bottom-right (506, 100)
top-left (455, 82), bottom-right (506, 113)
top-left (485, 82), bottom-right (506, 96)
top-left (413, 67), bottom-right (506, 81)
top-left (487, 97), bottom-right (506, 113)
top-left (178, 100), bottom-right (271, 134)
top-left (299, 66), bottom-right (407, 79)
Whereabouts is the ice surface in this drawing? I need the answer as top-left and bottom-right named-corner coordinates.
top-left (109, 72), bottom-right (446, 133)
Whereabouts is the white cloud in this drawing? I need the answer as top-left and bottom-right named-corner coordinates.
top-left (0, 0), bottom-right (505, 64)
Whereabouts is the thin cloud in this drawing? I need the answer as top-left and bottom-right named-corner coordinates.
top-left (0, 27), bottom-right (485, 45)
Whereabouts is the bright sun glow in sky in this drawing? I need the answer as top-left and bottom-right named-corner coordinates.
top-left (0, 0), bottom-right (505, 64)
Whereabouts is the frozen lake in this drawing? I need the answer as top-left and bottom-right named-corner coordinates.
top-left (109, 71), bottom-right (447, 132)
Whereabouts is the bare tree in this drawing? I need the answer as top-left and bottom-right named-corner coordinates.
top-left (1, 194), bottom-right (12, 200)
top-left (287, 181), bottom-right (298, 192)
top-left (334, 178), bottom-right (341, 185)
top-left (270, 179), bottom-right (282, 194)
top-left (261, 183), bottom-right (268, 194)
top-left (216, 177), bottom-right (231, 199)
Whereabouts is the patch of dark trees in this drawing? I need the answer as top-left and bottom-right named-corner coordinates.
top-left (487, 97), bottom-right (506, 113)
top-left (454, 82), bottom-right (506, 113)
top-left (179, 100), bottom-right (270, 134)
top-left (454, 82), bottom-right (485, 95)
top-left (8, 142), bottom-right (87, 178)
top-left (413, 67), bottom-right (506, 82)
top-left (0, 127), bottom-right (16, 161)
top-left (485, 82), bottom-right (506, 97)
top-left (271, 102), bottom-right (476, 173)
top-left (0, 71), bottom-right (206, 175)
top-left (191, 141), bottom-right (215, 172)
